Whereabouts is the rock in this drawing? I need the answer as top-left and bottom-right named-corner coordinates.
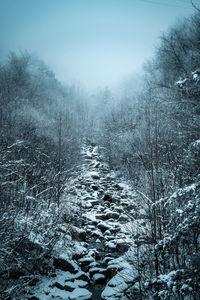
top-left (89, 261), bottom-right (98, 268)
top-left (91, 184), bottom-right (98, 191)
top-left (104, 201), bottom-right (111, 207)
top-left (104, 229), bottom-right (111, 236)
top-left (64, 283), bottom-right (75, 292)
top-left (75, 279), bottom-right (88, 288)
top-left (118, 214), bottom-right (129, 222)
top-left (92, 229), bottom-right (103, 238)
top-left (90, 171), bottom-right (100, 180)
top-left (105, 241), bottom-right (116, 249)
top-left (106, 266), bottom-right (119, 279)
top-left (92, 273), bottom-right (106, 284)
top-left (102, 256), bottom-right (113, 263)
top-left (72, 253), bottom-right (84, 261)
top-left (105, 211), bottom-right (119, 219)
top-left (96, 214), bottom-right (107, 221)
top-left (76, 185), bottom-right (82, 189)
top-left (76, 272), bottom-right (90, 282)
top-left (94, 162), bottom-right (101, 168)
top-left (82, 201), bottom-right (92, 209)
top-left (105, 235), bottom-right (115, 241)
top-left (51, 281), bottom-right (66, 290)
top-left (89, 267), bottom-right (106, 277)
top-left (103, 194), bottom-right (113, 202)
top-left (69, 287), bottom-right (92, 300)
top-left (88, 249), bottom-right (101, 260)
top-left (89, 199), bottom-right (99, 206)
top-left (79, 257), bottom-right (95, 266)
top-left (97, 222), bottom-right (111, 233)
top-left (110, 226), bottom-right (121, 234)
top-left (114, 183), bottom-right (123, 191)
top-left (53, 258), bottom-right (77, 273)
top-left (28, 297), bottom-right (40, 300)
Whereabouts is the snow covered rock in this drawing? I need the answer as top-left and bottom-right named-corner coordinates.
top-left (89, 266), bottom-right (107, 277)
top-left (105, 211), bottom-right (120, 220)
top-left (89, 171), bottom-right (100, 180)
top-left (92, 273), bottom-right (106, 284)
top-left (98, 221), bottom-right (112, 232)
top-left (79, 256), bottom-right (95, 266)
top-left (69, 287), bottom-right (92, 299)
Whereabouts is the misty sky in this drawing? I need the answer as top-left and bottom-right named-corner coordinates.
top-left (0, 0), bottom-right (195, 91)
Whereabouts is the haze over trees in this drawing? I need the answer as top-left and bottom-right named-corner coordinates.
top-left (0, 9), bottom-right (200, 300)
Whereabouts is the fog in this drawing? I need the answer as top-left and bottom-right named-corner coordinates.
top-left (0, 0), bottom-right (194, 91)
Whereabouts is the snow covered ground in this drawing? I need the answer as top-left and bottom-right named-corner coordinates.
top-left (24, 144), bottom-right (141, 300)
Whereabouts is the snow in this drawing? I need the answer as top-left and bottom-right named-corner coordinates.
top-left (69, 287), bottom-right (92, 300)
top-left (92, 229), bottom-right (103, 237)
top-left (175, 78), bottom-right (187, 87)
top-left (92, 146), bottom-right (98, 154)
top-left (74, 279), bottom-right (88, 288)
top-left (79, 256), bottom-right (95, 263)
top-left (88, 171), bottom-right (100, 178)
top-left (105, 241), bottom-right (116, 249)
top-left (83, 212), bottom-right (97, 222)
top-left (158, 270), bottom-right (177, 288)
top-left (89, 266), bottom-right (106, 274)
top-left (92, 273), bottom-right (105, 281)
top-left (21, 144), bottom-right (140, 300)
top-left (101, 286), bottom-right (122, 299)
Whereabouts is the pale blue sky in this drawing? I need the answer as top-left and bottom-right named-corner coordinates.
top-left (0, 0), bottom-right (195, 90)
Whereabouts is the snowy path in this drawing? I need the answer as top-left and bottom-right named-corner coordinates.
top-left (30, 144), bottom-right (140, 300)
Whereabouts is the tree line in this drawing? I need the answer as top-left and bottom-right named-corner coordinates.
top-left (94, 11), bottom-right (200, 299)
top-left (0, 52), bottom-right (88, 294)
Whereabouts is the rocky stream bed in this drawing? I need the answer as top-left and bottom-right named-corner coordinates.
top-left (24, 145), bottom-right (141, 300)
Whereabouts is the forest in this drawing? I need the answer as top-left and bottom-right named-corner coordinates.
top-left (0, 9), bottom-right (200, 300)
